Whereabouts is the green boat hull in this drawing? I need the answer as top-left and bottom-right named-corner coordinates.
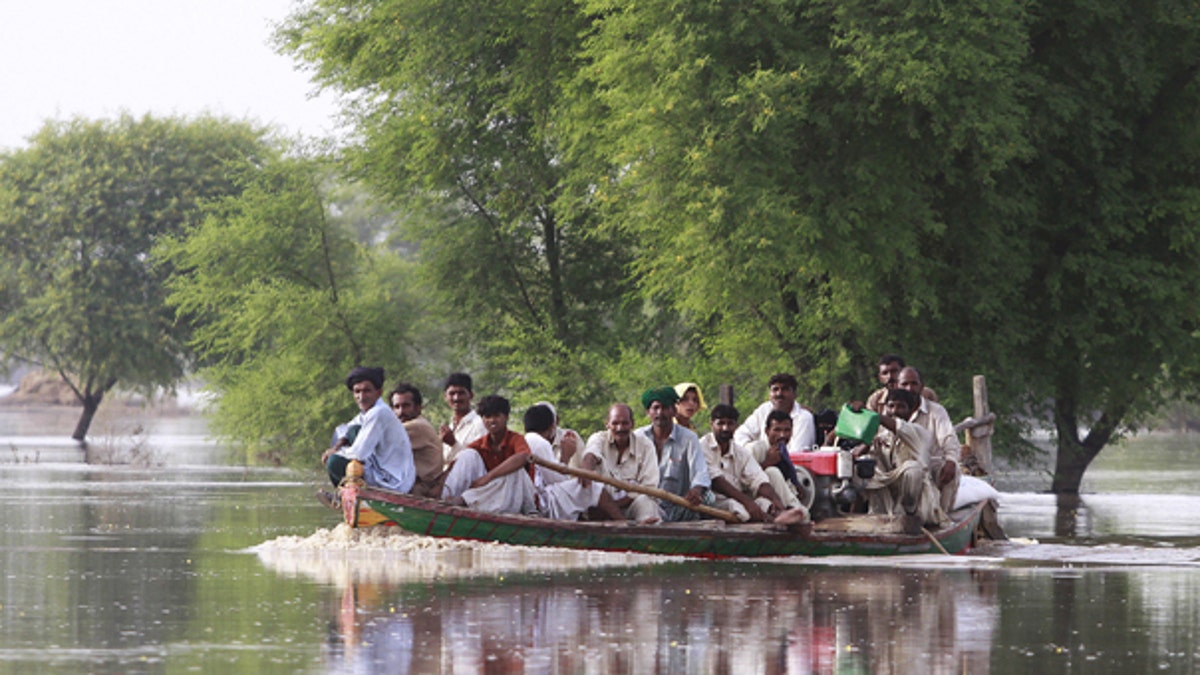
top-left (345, 486), bottom-right (985, 559)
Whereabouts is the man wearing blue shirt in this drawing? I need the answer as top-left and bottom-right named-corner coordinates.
top-left (635, 385), bottom-right (712, 522)
top-left (319, 367), bottom-right (416, 505)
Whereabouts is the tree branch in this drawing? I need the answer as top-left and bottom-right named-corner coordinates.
top-left (456, 176), bottom-right (544, 328)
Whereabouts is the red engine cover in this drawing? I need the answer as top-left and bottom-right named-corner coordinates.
top-left (790, 450), bottom-right (840, 476)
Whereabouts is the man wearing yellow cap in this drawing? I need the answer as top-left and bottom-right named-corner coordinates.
top-left (672, 382), bottom-right (706, 431)
top-left (635, 385), bottom-right (712, 522)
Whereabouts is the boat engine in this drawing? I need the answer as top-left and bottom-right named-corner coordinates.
top-left (790, 448), bottom-right (875, 520)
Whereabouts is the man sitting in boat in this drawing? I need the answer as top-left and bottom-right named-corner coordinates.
top-left (854, 388), bottom-right (948, 532)
top-left (733, 373), bottom-right (818, 456)
top-left (319, 367), bottom-right (416, 505)
top-left (636, 386), bottom-right (712, 522)
top-left (743, 409), bottom-right (807, 501)
top-left (532, 400), bottom-right (585, 470)
top-left (438, 372), bottom-right (487, 466)
top-left (672, 382), bottom-right (706, 431)
top-left (581, 403), bottom-right (661, 522)
top-left (524, 404), bottom-right (624, 521)
top-left (865, 353), bottom-right (938, 413)
top-left (896, 367), bottom-right (961, 513)
top-left (701, 404), bottom-right (802, 522)
top-left (389, 382), bottom-right (445, 498)
top-left (440, 395), bottom-right (538, 515)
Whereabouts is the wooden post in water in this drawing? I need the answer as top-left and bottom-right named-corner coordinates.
top-left (970, 375), bottom-right (994, 475)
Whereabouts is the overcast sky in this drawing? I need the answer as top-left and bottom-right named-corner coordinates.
top-left (0, 0), bottom-right (340, 150)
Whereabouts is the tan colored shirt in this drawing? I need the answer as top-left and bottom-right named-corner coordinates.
top-left (700, 433), bottom-right (769, 496)
top-left (404, 415), bottom-right (444, 483)
top-left (582, 429), bottom-right (659, 492)
top-left (909, 398), bottom-right (959, 475)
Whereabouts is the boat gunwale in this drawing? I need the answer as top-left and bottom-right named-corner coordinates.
top-left (346, 484), bottom-right (986, 554)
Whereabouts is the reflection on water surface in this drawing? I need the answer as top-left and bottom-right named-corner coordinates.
top-left (3, 409), bottom-right (1200, 673)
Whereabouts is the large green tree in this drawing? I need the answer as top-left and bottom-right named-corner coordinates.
top-left (581, 0), bottom-right (1200, 491)
top-left (0, 115), bottom-right (272, 441)
top-left (277, 0), bottom-right (666, 421)
top-left (163, 157), bottom-right (422, 464)
top-left (1012, 1), bottom-right (1200, 491)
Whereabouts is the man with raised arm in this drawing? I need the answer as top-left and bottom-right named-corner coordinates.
top-left (742, 410), bottom-right (807, 510)
top-left (438, 372), bottom-right (487, 465)
top-left (733, 373), bottom-right (817, 455)
top-left (636, 386), bottom-right (712, 522)
top-left (319, 367), bottom-right (416, 507)
top-left (854, 388), bottom-right (947, 532)
top-left (701, 404), bottom-right (799, 523)
top-left (581, 403), bottom-right (661, 522)
top-left (533, 400), bottom-right (585, 470)
top-left (896, 366), bottom-right (961, 512)
top-left (389, 382), bottom-right (445, 498)
top-left (440, 395), bottom-right (537, 515)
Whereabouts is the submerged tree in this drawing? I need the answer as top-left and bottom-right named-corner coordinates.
top-left (0, 115), bottom-right (271, 441)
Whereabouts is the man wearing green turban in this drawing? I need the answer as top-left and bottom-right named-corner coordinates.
top-left (640, 386), bottom-right (679, 410)
top-left (636, 385), bottom-right (712, 521)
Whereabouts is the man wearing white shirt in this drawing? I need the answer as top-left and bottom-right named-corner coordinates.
top-left (701, 404), bottom-right (797, 522)
top-left (438, 372), bottom-right (487, 466)
top-left (733, 373), bottom-right (817, 456)
top-left (523, 404), bottom-right (615, 520)
top-left (581, 404), bottom-right (661, 522)
top-left (320, 367), bottom-right (416, 503)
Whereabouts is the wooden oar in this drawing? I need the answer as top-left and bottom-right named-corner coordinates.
top-left (529, 454), bottom-right (741, 524)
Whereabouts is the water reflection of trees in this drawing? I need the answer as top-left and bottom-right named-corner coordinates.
top-left (271, 558), bottom-right (1002, 674)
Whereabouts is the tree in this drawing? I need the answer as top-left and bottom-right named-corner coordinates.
top-left (162, 156), bottom-right (422, 464)
top-left (1009, 1), bottom-right (1200, 492)
top-left (580, 0), bottom-right (1200, 491)
top-left (579, 0), bottom-right (1031, 403)
top-left (0, 115), bottom-right (272, 441)
top-left (277, 0), bottom-right (665, 420)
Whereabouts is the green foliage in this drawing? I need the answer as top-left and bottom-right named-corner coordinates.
top-left (251, 0), bottom-right (1200, 495)
top-left (579, 0), bottom-right (1200, 490)
top-left (162, 157), bottom-right (421, 464)
top-left (0, 114), bottom-right (271, 439)
top-left (578, 0), bottom-right (1034, 411)
top-left (278, 0), bottom-right (664, 417)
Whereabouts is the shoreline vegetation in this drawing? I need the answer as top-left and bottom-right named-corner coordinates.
top-left (0, 370), bottom-right (201, 417)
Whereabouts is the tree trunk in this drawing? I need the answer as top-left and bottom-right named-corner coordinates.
top-left (1050, 395), bottom-right (1127, 494)
top-left (72, 392), bottom-right (103, 442)
top-left (1050, 433), bottom-right (1096, 494)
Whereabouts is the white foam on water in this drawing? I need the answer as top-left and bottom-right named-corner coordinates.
top-left (252, 524), bottom-right (673, 586)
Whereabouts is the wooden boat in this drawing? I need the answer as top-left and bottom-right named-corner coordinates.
top-left (337, 481), bottom-right (988, 559)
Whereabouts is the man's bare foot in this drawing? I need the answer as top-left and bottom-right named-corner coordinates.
top-left (637, 516), bottom-right (660, 525)
top-left (774, 507), bottom-right (810, 526)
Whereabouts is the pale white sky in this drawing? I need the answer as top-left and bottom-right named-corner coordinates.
top-left (0, 0), bottom-right (341, 150)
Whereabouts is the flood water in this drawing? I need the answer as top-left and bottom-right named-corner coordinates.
top-left (2, 406), bottom-right (1200, 673)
